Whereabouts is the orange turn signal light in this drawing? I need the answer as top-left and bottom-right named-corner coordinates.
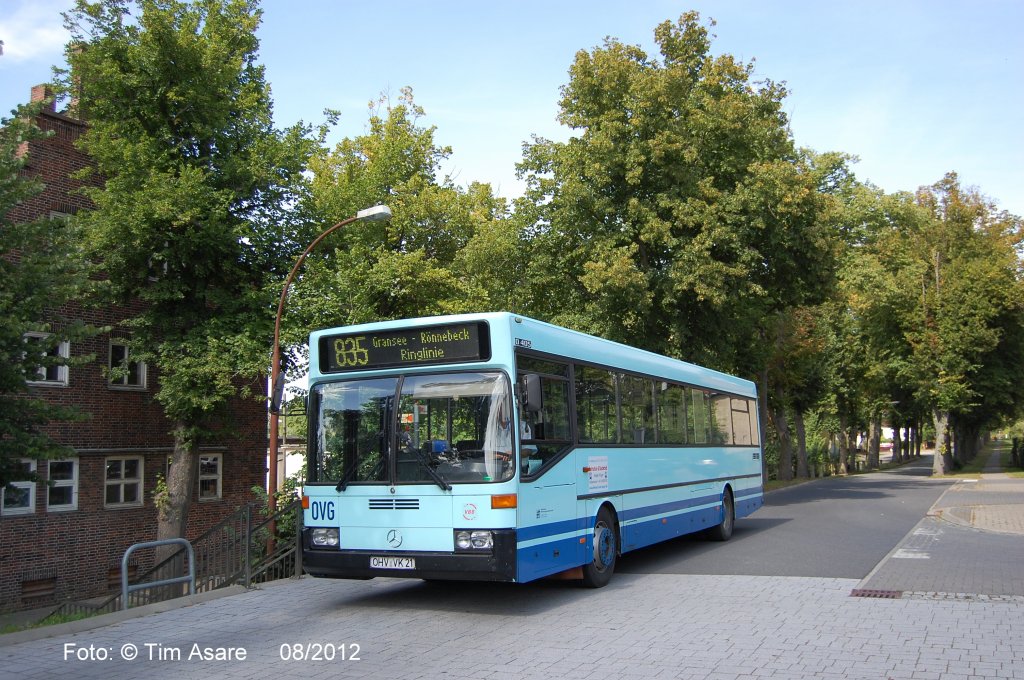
top-left (491, 494), bottom-right (517, 509)
top-left (301, 495), bottom-right (310, 510)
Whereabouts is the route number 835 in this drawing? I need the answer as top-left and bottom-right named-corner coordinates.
top-left (333, 336), bottom-right (369, 367)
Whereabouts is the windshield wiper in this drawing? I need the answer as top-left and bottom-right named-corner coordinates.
top-left (415, 450), bottom-right (452, 491)
top-left (336, 457), bottom-right (361, 492)
top-left (336, 455), bottom-right (387, 492)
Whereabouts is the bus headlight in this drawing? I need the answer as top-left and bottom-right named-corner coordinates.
top-left (311, 528), bottom-right (339, 547)
top-left (455, 530), bottom-right (493, 552)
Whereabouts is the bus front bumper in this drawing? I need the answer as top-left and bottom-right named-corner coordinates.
top-left (302, 528), bottom-right (517, 582)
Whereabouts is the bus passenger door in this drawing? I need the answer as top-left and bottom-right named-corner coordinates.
top-left (516, 458), bottom-right (581, 582)
top-left (514, 362), bottom-right (581, 582)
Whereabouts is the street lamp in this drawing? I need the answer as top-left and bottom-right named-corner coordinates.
top-left (267, 204), bottom-right (392, 515)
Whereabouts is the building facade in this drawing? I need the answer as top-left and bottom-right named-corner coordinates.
top-left (0, 86), bottom-right (268, 613)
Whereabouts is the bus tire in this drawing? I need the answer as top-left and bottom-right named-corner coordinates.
top-left (581, 507), bottom-right (617, 588)
top-left (706, 487), bottom-right (734, 542)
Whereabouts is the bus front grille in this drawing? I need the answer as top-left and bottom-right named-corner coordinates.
top-left (369, 498), bottom-right (420, 510)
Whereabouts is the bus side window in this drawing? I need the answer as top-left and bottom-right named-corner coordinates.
top-left (516, 356), bottom-right (572, 476)
top-left (518, 372), bottom-right (569, 442)
top-left (709, 392), bottom-right (733, 445)
top-left (575, 365), bottom-right (618, 444)
top-left (689, 388), bottom-right (709, 444)
top-left (619, 374), bottom-right (655, 445)
top-left (657, 382), bottom-right (687, 444)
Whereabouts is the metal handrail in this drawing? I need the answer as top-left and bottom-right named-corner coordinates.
top-left (121, 538), bottom-right (195, 610)
top-left (47, 500), bottom-right (302, 621)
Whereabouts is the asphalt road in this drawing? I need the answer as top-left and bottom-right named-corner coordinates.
top-left (618, 456), bottom-right (956, 579)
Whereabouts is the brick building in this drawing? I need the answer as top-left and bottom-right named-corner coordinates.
top-left (0, 86), bottom-right (268, 613)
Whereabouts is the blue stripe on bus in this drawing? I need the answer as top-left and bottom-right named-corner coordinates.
top-left (515, 485), bottom-right (766, 575)
top-left (515, 500), bottom-right (724, 578)
top-left (576, 473), bottom-right (762, 501)
top-left (735, 486), bottom-right (763, 500)
top-left (623, 504), bottom-right (723, 551)
top-left (619, 492), bottom-right (721, 522)
top-left (517, 485), bottom-right (764, 546)
top-left (517, 517), bottom-right (590, 543)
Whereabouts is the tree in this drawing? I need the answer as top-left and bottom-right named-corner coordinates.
top-left (0, 102), bottom-right (92, 493)
top-left (839, 175), bottom-right (1024, 475)
top-left (766, 306), bottom-right (830, 479)
top-left (284, 88), bottom-right (509, 359)
top-left (909, 175), bottom-right (1024, 473)
top-left (60, 0), bottom-right (314, 545)
top-left (516, 12), bottom-right (836, 377)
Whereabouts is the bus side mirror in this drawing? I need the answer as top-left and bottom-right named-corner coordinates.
top-left (523, 374), bottom-right (543, 414)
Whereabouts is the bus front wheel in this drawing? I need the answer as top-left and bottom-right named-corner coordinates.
top-left (581, 507), bottom-right (617, 588)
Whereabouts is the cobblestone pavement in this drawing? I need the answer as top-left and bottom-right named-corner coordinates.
top-left (857, 515), bottom-right (1024, 600)
top-left (857, 447), bottom-right (1024, 600)
top-left (2, 573), bottom-right (1023, 680)
top-left (4, 448), bottom-right (1023, 679)
top-left (929, 449), bottom-right (1024, 536)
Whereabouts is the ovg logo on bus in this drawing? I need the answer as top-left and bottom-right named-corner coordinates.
top-left (462, 503), bottom-right (477, 521)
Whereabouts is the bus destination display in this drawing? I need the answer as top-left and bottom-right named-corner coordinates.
top-left (319, 322), bottom-right (490, 373)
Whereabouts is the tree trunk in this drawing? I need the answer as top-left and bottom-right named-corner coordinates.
top-left (960, 424), bottom-right (981, 464)
top-left (794, 408), bottom-right (809, 478)
top-left (892, 425), bottom-right (902, 465)
top-left (838, 414), bottom-right (850, 476)
top-left (770, 385), bottom-right (790, 481)
top-left (867, 414), bottom-right (881, 469)
top-left (932, 409), bottom-right (953, 475)
top-left (952, 423), bottom-right (968, 467)
top-left (758, 368), bottom-right (769, 482)
top-left (154, 422), bottom-right (199, 591)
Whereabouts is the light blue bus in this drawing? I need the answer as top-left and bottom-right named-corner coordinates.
top-left (302, 312), bottom-right (763, 587)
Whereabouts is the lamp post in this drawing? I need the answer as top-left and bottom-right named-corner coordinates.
top-left (267, 205), bottom-right (392, 517)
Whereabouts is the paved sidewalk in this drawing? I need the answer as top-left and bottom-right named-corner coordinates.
top-left (857, 446), bottom-right (1024, 599)
top-left (929, 446), bottom-right (1024, 535)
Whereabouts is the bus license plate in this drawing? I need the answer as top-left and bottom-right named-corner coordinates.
top-left (370, 556), bottom-right (415, 570)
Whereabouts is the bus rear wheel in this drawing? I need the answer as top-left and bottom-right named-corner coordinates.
top-left (706, 488), bottom-right (734, 541)
top-left (581, 507), bottom-right (617, 588)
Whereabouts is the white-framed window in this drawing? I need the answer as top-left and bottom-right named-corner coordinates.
top-left (198, 454), bottom-right (222, 500)
top-left (46, 458), bottom-right (78, 511)
top-left (104, 456), bottom-right (144, 508)
top-left (24, 332), bottom-right (69, 386)
top-left (109, 339), bottom-right (147, 389)
top-left (1, 460), bottom-right (37, 516)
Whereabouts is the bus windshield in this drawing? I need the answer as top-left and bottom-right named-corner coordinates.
top-left (314, 371), bottom-right (515, 486)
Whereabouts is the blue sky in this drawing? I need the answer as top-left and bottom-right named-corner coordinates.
top-left (2, 0), bottom-right (1022, 216)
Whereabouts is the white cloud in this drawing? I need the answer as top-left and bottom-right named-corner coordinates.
top-left (0, 0), bottom-right (72, 63)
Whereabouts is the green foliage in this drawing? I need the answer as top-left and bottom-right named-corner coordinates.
top-left (286, 88), bottom-right (513, 372)
top-left (59, 0), bottom-right (314, 428)
top-left (516, 12), bottom-right (836, 372)
top-left (281, 395), bottom-right (307, 440)
top-left (815, 171), bottom-right (1024, 471)
top-left (251, 470), bottom-right (303, 544)
top-left (0, 102), bottom-right (95, 490)
top-left (151, 472), bottom-right (170, 515)
top-left (57, 0), bottom-right (316, 538)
